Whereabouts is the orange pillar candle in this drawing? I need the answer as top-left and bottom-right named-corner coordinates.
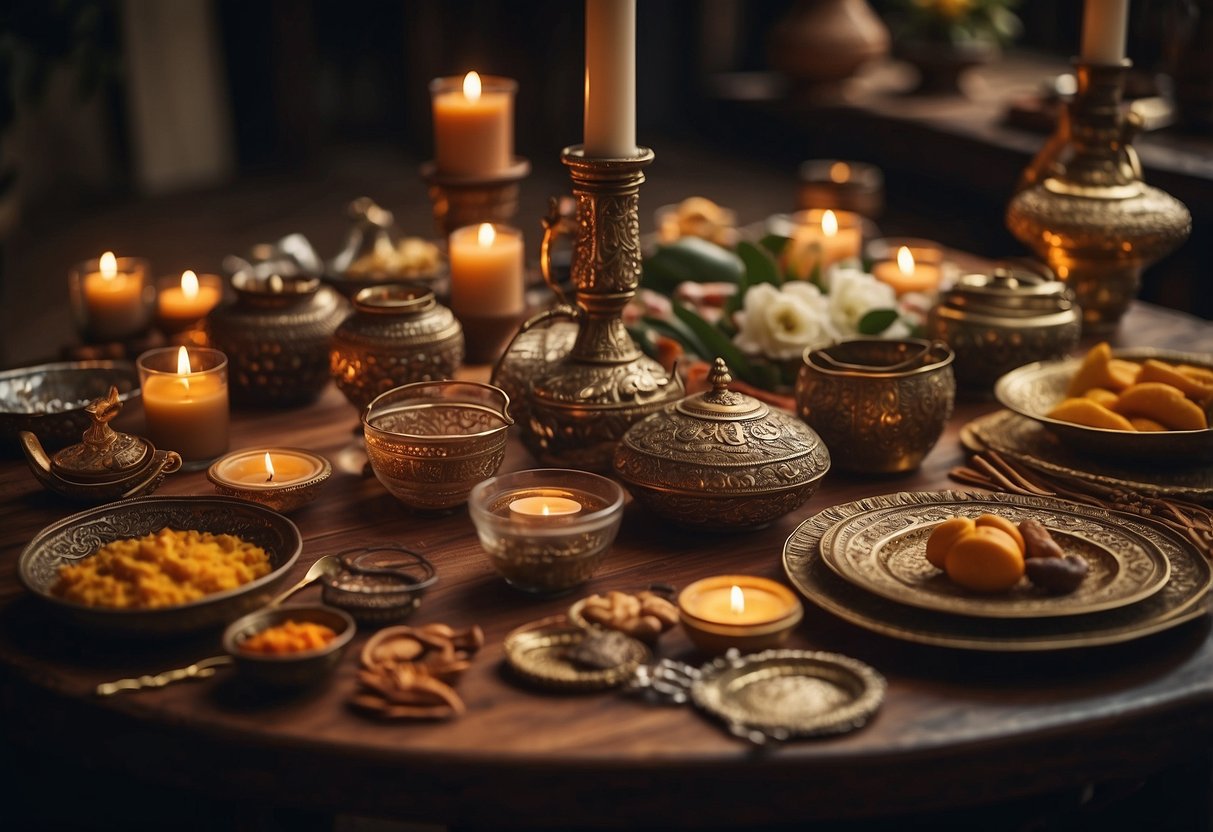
top-left (138, 346), bottom-right (230, 465)
top-left (449, 223), bottom-right (525, 318)
top-left (75, 251), bottom-right (152, 340)
top-left (431, 71), bottom-right (515, 177)
top-left (872, 246), bottom-right (942, 295)
top-left (157, 270), bottom-right (223, 332)
top-left (787, 209), bottom-right (863, 278)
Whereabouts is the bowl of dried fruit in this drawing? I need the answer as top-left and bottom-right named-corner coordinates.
top-left (223, 604), bottom-right (356, 688)
top-left (995, 343), bottom-right (1213, 463)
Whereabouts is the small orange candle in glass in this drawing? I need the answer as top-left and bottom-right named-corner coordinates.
top-left (431, 71), bottom-right (516, 178)
top-left (138, 346), bottom-right (230, 468)
top-left (157, 269), bottom-right (223, 332)
top-left (678, 575), bottom-right (804, 654)
top-left (872, 246), bottom-right (942, 296)
top-left (70, 251), bottom-right (153, 341)
top-left (786, 209), bottom-right (863, 278)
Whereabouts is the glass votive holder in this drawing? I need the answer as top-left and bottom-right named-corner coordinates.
top-left (867, 238), bottom-right (951, 296)
top-left (429, 74), bottom-right (517, 178)
top-left (778, 208), bottom-right (864, 279)
top-left (447, 222), bottom-right (526, 364)
top-left (137, 346), bottom-right (230, 471)
top-left (68, 254), bottom-right (154, 343)
top-left (468, 469), bottom-right (625, 596)
top-left (156, 271), bottom-right (224, 335)
top-left (797, 159), bottom-right (884, 219)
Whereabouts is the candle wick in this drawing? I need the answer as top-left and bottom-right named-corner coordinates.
top-left (266, 472), bottom-right (274, 483)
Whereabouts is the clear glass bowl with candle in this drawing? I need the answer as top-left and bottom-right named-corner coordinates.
top-left (68, 252), bottom-right (154, 343)
top-left (363, 380), bottom-right (512, 510)
top-left (136, 346), bottom-right (230, 470)
top-left (468, 469), bottom-right (625, 596)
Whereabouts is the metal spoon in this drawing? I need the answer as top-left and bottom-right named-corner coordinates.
top-left (94, 555), bottom-right (343, 697)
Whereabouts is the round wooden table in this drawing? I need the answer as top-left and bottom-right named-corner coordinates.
top-left (2, 303), bottom-right (1212, 830)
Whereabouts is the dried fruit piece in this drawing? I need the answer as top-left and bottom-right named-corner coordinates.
top-left (975, 514), bottom-right (1025, 555)
top-left (1137, 359), bottom-right (1213, 402)
top-left (1047, 398), bottom-right (1136, 431)
top-left (1083, 387), bottom-right (1119, 408)
top-left (1018, 519), bottom-right (1063, 560)
top-left (1113, 382), bottom-right (1208, 431)
top-left (925, 517), bottom-right (976, 569)
top-left (1026, 554), bottom-right (1089, 594)
top-left (944, 526), bottom-right (1025, 593)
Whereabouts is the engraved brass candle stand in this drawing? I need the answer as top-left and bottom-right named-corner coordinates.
top-left (1006, 61), bottom-right (1191, 333)
top-left (514, 146), bottom-right (683, 472)
top-left (420, 159), bottom-right (531, 238)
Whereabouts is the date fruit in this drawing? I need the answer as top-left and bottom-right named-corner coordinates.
top-left (1025, 554), bottom-right (1089, 594)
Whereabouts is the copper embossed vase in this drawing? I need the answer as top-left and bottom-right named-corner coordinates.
top-left (207, 274), bottom-right (349, 407)
top-left (330, 284), bottom-right (464, 412)
top-left (796, 339), bottom-right (955, 474)
top-left (615, 359), bottom-right (830, 530)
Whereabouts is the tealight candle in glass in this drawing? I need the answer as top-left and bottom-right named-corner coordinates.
top-left (69, 251), bottom-right (154, 342)
top-left (137, 346), bottom-right (229, 470)
top-left (157, 270), bottom-right (224, 334)
top-left (797, 159), bottom-right (884, 218)
top-left (469, 469), bottom-right (625, 596)
top-left (785, 209), bottom-right (863, 278)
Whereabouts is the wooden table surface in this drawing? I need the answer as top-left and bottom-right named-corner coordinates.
top-left (2, 303), bottom-right (1212, 829)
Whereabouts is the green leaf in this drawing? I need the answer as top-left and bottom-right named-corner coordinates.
top-left (671, 304), bottom-right (773, 388)
top-left (642, 314), bottom-right (711, 361)
top-left (641, 237), bottom-right (744, 294)
top-left (626, 324), bottom-right (659, 361)
top-left (757, 233), bottom-right (791, 258)
top-left (858, 309), bottom-right (900, 335)
top-left (736, 240), bottom-right (781, 287)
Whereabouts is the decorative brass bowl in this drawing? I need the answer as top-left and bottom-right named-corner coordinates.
top-left (223, 604), bottom-right (356, 688)
top-left (207, 448), bottom-right (331, 513)
top-left (0, 360), bottom-right (140, 451)
top-left (797, 339), bottom-right (955, 474)
top-left (927, 265), bottom-right (1081, 393)
top-left (994, 348), bottom-right (1213, 464)
top-left (363, 380), bottom-right (512, 510)
top-left (18, 496), bottom-right (302, 637)
top-left (614, 359), bottom-right (830, 530)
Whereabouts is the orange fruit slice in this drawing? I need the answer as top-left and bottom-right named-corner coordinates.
top-left (945, 527), bottom-right (1025, 593)
top-left (1113, 382), bottom-right (1208, 431)
top-left (925, 517), bottom-right (975, 569)
top-left (1047, 398), bottom-right (1136, 431)
top-left (975, 514), bottom-right (1025, 555)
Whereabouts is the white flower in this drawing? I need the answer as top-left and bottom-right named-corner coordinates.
top-left (733, 282), bottom-right (836, 360)
top-left (826, 266), bottom-right (900, 336)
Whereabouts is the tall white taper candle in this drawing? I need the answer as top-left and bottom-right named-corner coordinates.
top-left (584, 0), bottom-right (637, 158)
top-left (1080, 0), bottom-right (1129, 64)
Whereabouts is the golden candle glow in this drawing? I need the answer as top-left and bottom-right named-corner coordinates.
top-left (99, 251), bottom-right (118, 280)
top-left (478, 222), bottom-right (496, 247)
top-left (873, 244), bottom-right (942, 295)
top-left (463, 70), bottom-right (482, 102)
top-left (822, 209), bottom-right (838, 237)
top-left (829, 162), bottom-right (850, 183)
top-left (897, 246), bottom-right (915, 275)
top-left (181, 269), bottom-right (199, 299)
top-left (139, 347), bottom-right (230, 463)
top-left (264, 451), bottom-right (275, 482)
top-left (508, 495), bottom-right (582, 517)
top-left (176, 346), bottom-right (192, 392)
top-left (730, 585), bottom-right (745, 615)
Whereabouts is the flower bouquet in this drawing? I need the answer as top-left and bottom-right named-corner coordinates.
top-left (629, 223), bottom-right (933, 408)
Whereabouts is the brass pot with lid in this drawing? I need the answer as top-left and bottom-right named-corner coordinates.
top-left (614, 359), bottom-right (831, 531)
top-left (927, 263), bottom-right (1081, 392)
top-left (19, 386), bottom-right (182, 503)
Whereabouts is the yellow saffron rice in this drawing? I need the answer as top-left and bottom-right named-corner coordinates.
top-left (52, 528), bottom-right (272, 609)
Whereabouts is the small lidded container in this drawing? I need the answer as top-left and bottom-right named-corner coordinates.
top-left (614, 359), bottom-right (831, 531)
top-left (927, 264), bottom-right (1081, 393)
top-left (321, 546), bottom-right (437, 626)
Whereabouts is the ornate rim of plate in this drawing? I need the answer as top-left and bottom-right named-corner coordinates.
top-left (961, 410), bottom-right (1213, 503)
top-left (994, 348), bottom-right (1213, 463)
top-left (782, 491), bottom-right (1212, 651)
top-left (504, 617), bottom-right (651, 691)
top-left (691, 649), bottom-right (886, 742)
top-left (819, 499), bottom-right (1170, 618)
top-left (18, 496), bottom-right (302, 637)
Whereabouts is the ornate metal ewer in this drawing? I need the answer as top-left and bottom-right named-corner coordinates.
top-left (1006, 61), bottom-right (1191, 333)
top-left (515, 146), bottom-right (684, 471)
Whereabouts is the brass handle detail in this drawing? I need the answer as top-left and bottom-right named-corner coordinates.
top-left (95, 655), bottom-right (234, 697)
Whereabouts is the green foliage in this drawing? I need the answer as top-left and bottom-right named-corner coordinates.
top-left (640, 237), bottom-right (744, 294)
top-left (883, 0), bottom-right (1022, 47)
top-left (859, 308), bottom-right (900, 335)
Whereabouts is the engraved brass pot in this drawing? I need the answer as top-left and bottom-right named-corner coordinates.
top-left (927, 264), bottom-right (1081, 394)
top-left (330, 284), bottom-right (464, 412)
top-left (207, 274), bottom-right (349, 407)
top-left (615, 359), bottom-right (830, 530)
top-left (796, 339), bottom-right (955, 474)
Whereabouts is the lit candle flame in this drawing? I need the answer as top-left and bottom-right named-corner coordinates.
top-left (463, 71), bottom-right (482, 103)
top-left (897, 246), bottom-right (915, 276)
top-left (181, 269), bottom-right (199, 300)
top-left (541, 504), bottom-right (551, 516)
top-left (730, 585), bottom-right (745, 615)
top-left (477, 222), bottom-right (496, 247)
top-left (264, 451), bottom-right (275, 483)
top-left (822, 210), bottom-right (838, 238)
top-left (176, 346), bottom-right (192, 393)
top-left (829, 162), bottom-right (850, 183)
top-left (99, 251), bottom-right (118, 281)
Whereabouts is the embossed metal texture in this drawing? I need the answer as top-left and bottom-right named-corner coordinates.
top-left (783, 491), bottom-right (1212, 651)
top-left (0, 360), bottom-right (140, 450)
top-left (615, 359), bottom-right (830, 530)
top-left (504, 619), bottom-right (650, 691)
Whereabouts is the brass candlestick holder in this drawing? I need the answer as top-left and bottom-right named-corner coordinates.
top-left (1006, 60), bottom-right (1191, 333)
top-left (420, 159), bottom-right (531, 238)
top-left (513, 146), bottom-right (683, 472)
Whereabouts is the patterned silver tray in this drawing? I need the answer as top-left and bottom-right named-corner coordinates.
top-left (820, 499), bottom-right (1170, 618)
top-left (783, 491), bottom-right (1212, 651)
top-left (963, 410), bottom-right (1213, 504)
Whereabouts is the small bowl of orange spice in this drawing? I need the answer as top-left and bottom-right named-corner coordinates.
top-left (223, 605), bottom-right (356, 688)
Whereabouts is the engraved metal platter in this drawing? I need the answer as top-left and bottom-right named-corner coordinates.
top-left (962, 410), bottom-right (1213, 504)
top-left (783, 491), bottom-right (1212, 651)
top-left (504, 619), bottom-right (651, 692)
top-left (691, 649), bottom-right (885, 742)
top-left (820, 498), bottom-right (1170, 618)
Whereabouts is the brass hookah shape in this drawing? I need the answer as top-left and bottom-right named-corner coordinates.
top-left (1006, 60), bottom-right (1191, 333)
top-left (514, 146), bottom-right (684, 472)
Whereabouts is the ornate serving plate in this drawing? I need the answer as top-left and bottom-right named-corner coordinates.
top-left (19, 496), bottom-right (302, 637)
top-left (783, 491), bottom-right (1212, 651)
top-left (962, 410), bottom-right (1213, 503)
top-left (994, 347), bottom-right (1213, 464)
top-left (820, 498), bottom-right (1170, 618)
top-left (504, 618), bottom-right (650, 691)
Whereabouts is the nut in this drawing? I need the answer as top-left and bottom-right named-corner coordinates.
top-left (1025, 554), bottom-right (1089, 594)
top-left (1019, 519), bottom-right (1064, 560)
top-left (351, 621), bottom-right (481, 721)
